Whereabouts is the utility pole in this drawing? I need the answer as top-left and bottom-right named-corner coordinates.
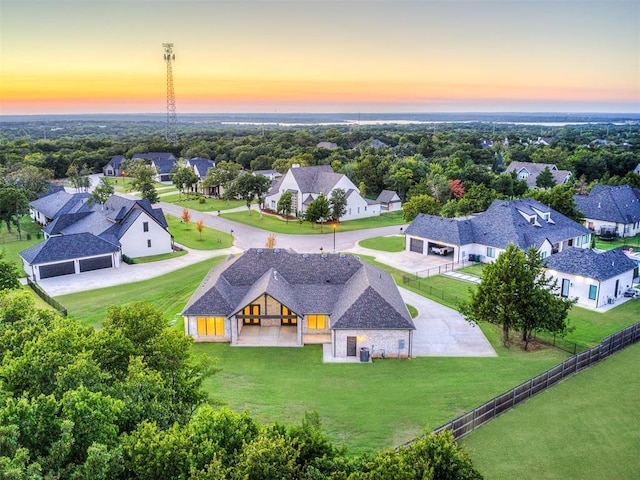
top-left (163, 43), bottom-right (178, 145)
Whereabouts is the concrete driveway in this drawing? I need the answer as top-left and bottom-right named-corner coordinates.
top-left (399, 288), bottom-right (496, 357)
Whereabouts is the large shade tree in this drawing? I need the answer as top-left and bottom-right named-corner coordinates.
top-left (460, 244), bottom-right (574, 349)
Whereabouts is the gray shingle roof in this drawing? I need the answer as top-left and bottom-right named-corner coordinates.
top-left (30, 191), bottom-right (91, 220)
top-left (39, 194), bottom-right (168, 244)
top-left (106, 155), bottom-right (125, 169)
top-left (505, 161), bottom-right (571, 188)
top-left (376, 190), bottom-right (401, 203)
top-left (132, 152), bottom-right (176, 162)
top-left (19, 233), bottom-right (119, 264)
top-left (405, 214), bottom-right (475, 246)
top-left (574, 184), bottom-right (640, 224)
top-left (545, 248), bottom-right (636, 281)
top-left (406, 198), bottom-right (589, 250)
top-left (186, 158), bottom-right (216, 179)
top-left (289, 165), bottom-right (342, 195)
top-left (183, 249), bottom-right (414, 330)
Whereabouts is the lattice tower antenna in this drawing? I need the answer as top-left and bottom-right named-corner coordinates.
top-left (163, 43), bottom-right (178, 145)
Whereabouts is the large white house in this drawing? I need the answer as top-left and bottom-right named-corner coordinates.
top-left (404, 198), bottom-right (591, 264)
top-left (264, 165), bottom-right (380, 221)
top-left (22, 193), bottom-right (172, 281)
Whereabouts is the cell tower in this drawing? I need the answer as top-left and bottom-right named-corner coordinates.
top-left (163, 43), bottom-right (178, 145)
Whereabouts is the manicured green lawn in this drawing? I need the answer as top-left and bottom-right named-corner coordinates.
top-left (463, 343), bottom-right (640, 480)
top-left (0, 216), bottom-right (44, 276)
top-left (593, 233), bottom-right (640, 251)
top-left (162, 194), bottom-right (245, 212)
top-left (54, 248), bottom-right (638, 458)
top-left (358, 235), bottom-right (405, 252)
top-left (563, 300), bottom-right (640, 348)
top-left (221, 210), bottom-right (405, 234)
top-left (194, 342), bottom-right (566, 455)
top-left (166, 214), bottom-right (233, 249)
top-left (357, 255), bottom-right (474, 309)
top-left (127, 250), bottom-right (188, 264)
top-left (57, 256), bottom-right (225, 327)
top-left (456, 263), bottom-right (486, 276)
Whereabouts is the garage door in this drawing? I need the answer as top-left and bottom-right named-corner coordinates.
top-left (79, 255), bottom-right (113, 272)
top-left (39, 261), bottom-right (75, 279)
top-left (409, 238), bottom-right (424, 253)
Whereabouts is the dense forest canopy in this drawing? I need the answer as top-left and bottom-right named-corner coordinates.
top-left (1, 117), bottom-right (639, 220)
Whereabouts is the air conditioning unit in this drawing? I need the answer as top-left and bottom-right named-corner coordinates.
top-left (608, 298), bottom-right (615, 304)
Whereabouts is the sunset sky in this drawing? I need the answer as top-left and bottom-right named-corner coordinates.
top-left (1, 0), bottom-right (639, 114)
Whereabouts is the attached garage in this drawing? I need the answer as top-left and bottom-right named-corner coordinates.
top-left (20, 232), bottom-right (120, 282)
top-left (39, 261), bottom-right (75, 279)
top-left (409, 237), bottom-right (424, 253)
top-left (79, 255), bottom-right (113, 272)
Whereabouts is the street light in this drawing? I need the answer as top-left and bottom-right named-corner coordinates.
top-left (333, 222), bottom-right (337, 253)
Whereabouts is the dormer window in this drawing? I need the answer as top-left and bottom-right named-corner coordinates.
top-left (529, 216), bottom-right (536, 225)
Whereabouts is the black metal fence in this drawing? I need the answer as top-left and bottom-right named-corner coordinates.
top-left (399, 321), bottom-right (640, 447)
top-left (401, 274), bottom-right (464, 306)
top-left (26, 277), bottom-right (68, 316)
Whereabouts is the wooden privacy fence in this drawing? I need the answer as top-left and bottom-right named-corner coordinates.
top-left (26, 277), bottom-right (68, 316)
top-left (399, 321), bottom-right (640, 448)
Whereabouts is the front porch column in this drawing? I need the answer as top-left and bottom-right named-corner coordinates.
top-left (297, 316), bottom-right (303, 345)
top-left (231, 316), bottom-right (239, 344)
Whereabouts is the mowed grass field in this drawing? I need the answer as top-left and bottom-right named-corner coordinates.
top-left (57, 256), bottom-right (225, 327)
top-left (462, 343), bottom-right (640, 480)
top-left (54, 248), bottom-right (639, 460)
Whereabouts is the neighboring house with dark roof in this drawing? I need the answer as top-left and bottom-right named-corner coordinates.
top-left (184, 157), bottom-right (217, 195)
top-left (29, 191), bottom-right (92, 225)
top-left (574, 184), bottom-right (640, 238)
top-left (182, 248), bottom-right (415, 358)
top-left (20, 233), bottom-right (122, 281)
top-left (21, 193), bottom-right (172, 281)
top-left (376, 190), bottom-right (402, 212)
top-left (633, 163), bottom-right (640, 175)
top-left (264, 165), bottom-right (380, 221)
top-left (404, 198), bottom-right (591, 264)
top-left (545, 248), bottom-right (637, 309)
top-left (132, 152), bottom-right (178, 182)
top-left (505, 162), bottom-right (572, 189)
top-left (103, 155), bottom-right (125, 176)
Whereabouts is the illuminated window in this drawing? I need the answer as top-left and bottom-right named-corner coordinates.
top-left (197, 316), bottom-right (225, 336)
top-left (243, 305), bottom-right (260, 324)
top-left (281, 305), bottom-right (297, 325)
top-left (308, 314), bottom-right (327, 330)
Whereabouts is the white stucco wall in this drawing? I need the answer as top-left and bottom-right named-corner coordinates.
top-left (119, 213), bottom-right (172, 258)
top-left (585, 218), bottom-right (640, 238)
top-left (264, 168), bottom-right (379, 220)
top-left (547, 269), bottom-right (635, 309)
top-left (332, 329), bottom-right (413, 358)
